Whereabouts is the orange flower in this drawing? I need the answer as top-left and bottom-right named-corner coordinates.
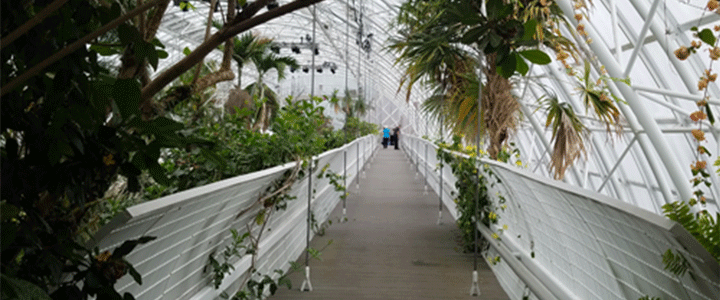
top-left (710, 47), bottom-right (720, 60)
top-left (690, 110), bottom-right (707, 122)
top-left (708, 0), bottom-right (719, 10)
top-left (557, 51), bottom-right (570, 60)
top-left (692, 129), bottom-right (706, 141)
top-left (575, 14), bottom-right (583, 21)
top-left (698, 146), bottom-right (706, 154)
top-left (697, 99), bottom-right (708, 106)
top-left (698, 78), bottom-right (709, 91)
top-left (675, 46), bottom-right (690, 60)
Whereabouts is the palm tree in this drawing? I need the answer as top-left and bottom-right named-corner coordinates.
top-left (230, 33), bottom-right (270, 88)
top-left (248, 51), bottom-right (298, 131)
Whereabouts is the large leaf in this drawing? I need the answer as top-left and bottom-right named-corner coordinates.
top-left (498, 53), bottom-right (517, 78)
top-left (111, 79), bottom-right (142, 120)
top-left (112, 236), bottom-right (157, 258)
top-left (698, 28), bottom-right (716, 46)
top-left (1, 274), bottom-right (51, 300)
top-left (515, 53), bottom-right (529, 75)
top-left (519, 49), bottom-right (551, 65)
top-left (487, 0), bottom-right (511, 20)
top-left (461, 26), bottom-right (485, 45)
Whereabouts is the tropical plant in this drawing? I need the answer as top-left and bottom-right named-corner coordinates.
top-left (1, 0), bottom-right (324, 298)
top-left (248, 50), bottom-right (298, 131)
top-left (540, 94), bottom-right (587, 179)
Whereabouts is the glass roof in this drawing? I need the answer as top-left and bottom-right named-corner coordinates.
top-left (151, 0), bottom-right (719, 215)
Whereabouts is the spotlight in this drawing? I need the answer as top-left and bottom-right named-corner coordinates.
top-left (302, 66), bottom-right (309, 73)
top-left (330, 68), bottom-right (336, 74)
top-left (267, 0), bottom-right (278, 10)
top-left (291, 45), bottom-right (300, 54)
top-left (305, 34), bottom-right (312, 42)
top-left (314, 47), bottom-right (319, 55)
top-left (317, 67), bottom-right (323, 73)
top-left (270, 45), bottom-right (280, 54)
top-left (290, 66), bottom-right (297, 73)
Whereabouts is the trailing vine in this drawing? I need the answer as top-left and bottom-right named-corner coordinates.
top-left (661, 2), bottom-right (720, 278)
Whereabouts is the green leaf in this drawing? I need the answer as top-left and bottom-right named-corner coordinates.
top-left (522, 19), bottom-right (538, 41)
top-left (147, 117), bottom-right (185, 134)
top-left (183, 47), bottom-right (192, 56)
top-left (148, 160), bottom-right (170, 186)
top-left (487, 0), bottom-right (511, 20)
top-left (112, 236), bottom-right (156, 258)
top-left (135, 42), bottom-right (158, 70)
top-left (117, 24), bottom-right (142, 45)
top-left (111, 79), bottom-right (142, 120)
top-left (461, 26), bottom-right (484, 45)
top-left (1, 202), bottom-right (20, 222)
top-left (126, 262), bottom-right (142, 285)
top-left (156, 49), bottom-right (168, 59)
top-left (515, 53), bottom-right (529, 75)
top-left (89, 44), bottom-right (122, 56)
top-left (1, 274), bottom-right (51, 300)
top-left (519, 49), bottom-right (551, 65)
top-left (705, 103), bottom-right (715, 125)
top-left (698, 29), bottom-right (716, 46)
top-left (498, 52), bottom-right (516, 78)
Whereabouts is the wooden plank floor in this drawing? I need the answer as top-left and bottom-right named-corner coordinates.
top-left (271, 148), bottom-right (510, 300)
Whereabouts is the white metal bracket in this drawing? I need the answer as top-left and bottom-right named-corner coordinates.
top-left (300, 266), bottom-right (313, 292)
top-left (469, 270), bottom-right (480, 296)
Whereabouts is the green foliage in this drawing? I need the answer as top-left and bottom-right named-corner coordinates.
top-left (661, 249), bottom-right (690, 277)
top-left (436, 136), bottom-right (498, 251)
top-left (638, 296), bottom-right (661, 300)
top-left (209, 229), bottom-right (252, 289)
top-left (662, 201), bottom-right (720, 264)
top-left (1, 1), bottom-right (195, 298)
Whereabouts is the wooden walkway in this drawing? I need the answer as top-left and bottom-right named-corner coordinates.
top-left (271, 149), bottom-right (509, 300)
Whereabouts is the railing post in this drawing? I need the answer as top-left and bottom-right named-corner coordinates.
top-left (343, 147), bottom-right (347, 221)
top-left (356, 141), bottom-right (360, 190)
top-left (424, 139), bottom-right (428, 195)
top-left (301, 157), bottom-right (314, 292)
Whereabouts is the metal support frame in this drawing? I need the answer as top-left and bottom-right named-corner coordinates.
top-left (597, 137), bottom-right (637, 192)
top-left (558, 0), bottom-right (694, 206)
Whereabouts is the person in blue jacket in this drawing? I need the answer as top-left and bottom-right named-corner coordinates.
top-left (382, 126), bottom-right (390, 148)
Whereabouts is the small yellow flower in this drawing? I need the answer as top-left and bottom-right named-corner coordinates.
top-left (103, 154), bottom-right (115, 166)
top-left (503, 224), bottom-right (508, 230)
top-left (95, 251), bottom-right (112, 262)
top-left (488, 211), bottom-right (497, 221)
top-left (491, 233), bottom-right (499, 239)
top-left (515, 160), bottom-right (523, 166)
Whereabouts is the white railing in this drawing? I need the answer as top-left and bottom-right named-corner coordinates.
top-left (402, 135), bottom-right (719, 300)
top-left (91, 135), bottom-right (378, 300)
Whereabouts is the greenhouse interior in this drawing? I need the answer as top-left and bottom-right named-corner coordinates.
top-left (2, 0), bottom-right (719, 299)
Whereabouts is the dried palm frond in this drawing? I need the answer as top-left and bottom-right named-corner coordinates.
top-left (482, 54), bottom-right (520, 159)
top-left (541, 95), bottom-right (586, 179)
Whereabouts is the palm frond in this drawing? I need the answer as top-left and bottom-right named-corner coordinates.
top-left (541, 95), bottom-right (586, 179)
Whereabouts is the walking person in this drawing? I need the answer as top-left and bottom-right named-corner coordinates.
top-left (392, 125), bottom-right (401, 150)
top-left (382, 126), bottom-right (390, 148)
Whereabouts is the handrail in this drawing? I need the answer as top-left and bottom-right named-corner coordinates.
top-left (91, 135), bottom-right (378, 300)
top-left (403, 135), bottom-right (719, 300)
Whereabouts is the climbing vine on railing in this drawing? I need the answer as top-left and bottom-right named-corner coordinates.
top-left (662, 4), bottom-right (720, 277)
top-left (435, 135), bottom-right (518, 252)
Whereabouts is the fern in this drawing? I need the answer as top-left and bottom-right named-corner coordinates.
top-left (662, 249), bottom-right (690, 277)
top-left (662, 201), bottom-right (720, 264)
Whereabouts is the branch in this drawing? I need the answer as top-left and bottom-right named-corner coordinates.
top-left (0, 0), bottom-right (166, 97)
top-left (1, 0), bottom-right (70, 49)
top-left (141, 0), bottom-right (325, 101)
